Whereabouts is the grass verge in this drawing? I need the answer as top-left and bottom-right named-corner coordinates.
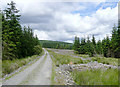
top-left (91, 57), bottom-right (118, 66)
top-left (2, 50), bottom-right (44, 77)
top-left (50, 56), bottom-right (57, 85)
top-left (0, 59), bottom-right (1, 77)
top-left (0, 59), bottom-right (2, 85)
top-left (50, 52), bottom-right (66, 85)
top-left (71, 68), bottom-right (118, 85)
top-left (47, 49), bottom-right (83, 66)
top-left (72, 51), bottom-right (118, 66)
top-left (48, 48), bottom-right (84, 85)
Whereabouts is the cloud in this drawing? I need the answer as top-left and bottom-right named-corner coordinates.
top-left (34, 30), bottom-right (51, 40)
top-left (1, 0), bottom-right (118, 43)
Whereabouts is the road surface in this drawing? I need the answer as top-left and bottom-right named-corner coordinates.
top-left (3, 48), bottom-right (52, 85)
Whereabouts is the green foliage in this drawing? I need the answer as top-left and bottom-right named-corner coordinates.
top-left (47, 49), bottom-right (83, 65)
top-left (72, 69), bottom-right (118, 85)
top-left (40, 40), bottom-right (73, 49)
top-left (2, 1), bottom-right (41, 60)
top-left (91, 57), bottom-right (118, 66)
top-left (92, 35), bottom-right (96, 46)
top-left (2, 1), bottom-right (22, 60)
top-left (111, 25), bottom-right (120, 58)
top-left (73, 24), bottom-right (120, 58)
top-left (2, 55), bottom-right (40, 77)
top-left (96, 40), bottom-right (102, 54)
top-left (73, 36), bottom-right (94, 57)
top-left (73, 36), bottom-right (80, 53)
top-left (20, 26), bottom-right (40, 57)
top-left (33, 45), bottom-right (42, 55)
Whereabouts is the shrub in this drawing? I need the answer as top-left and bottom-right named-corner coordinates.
top-left (33, 45), bottom-right (42, 55)
top-left (74, 51), bottom-right (79, 54)
top-left (88, 52), bottom-right (93, 57)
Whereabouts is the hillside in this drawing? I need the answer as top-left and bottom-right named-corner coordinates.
top-left (39, 40), bottom-right (73, 49)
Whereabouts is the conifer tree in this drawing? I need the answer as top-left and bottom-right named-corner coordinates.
top-left (2, 1), bottom-right (22, 60)
top-left (2, 1), bottom-right (41, 60)
top-left (73, 36), bottom-right (80, 54)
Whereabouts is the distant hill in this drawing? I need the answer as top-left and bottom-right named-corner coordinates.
top-left (39, 40), bottom-right (73, 49)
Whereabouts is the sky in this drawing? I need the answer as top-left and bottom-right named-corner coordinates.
top-left (1, 0), bottom-right (119, 43)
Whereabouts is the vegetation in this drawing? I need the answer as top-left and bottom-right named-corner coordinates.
top-left (40, 40), bottom-right (73, 49)
top-left (72, 68), bottom-right (118, 85)
top-left (33, 45), bottom-right (42, 55)
top-left (47, 49), bottom-right (83, 66)
top-left (0, 60), bottom-right (1, 78)
top-left (73, 25), bottom-right (120, 58)
top-left (48, 49), bottom-right (118, 66)
top-left (48, 49), bottom-right (118, 85)
top-left (2, 50), bottom-right (44, 77)
top-left (2, 1), bottom-right (43, 77)
top-left (91, 57), bottom-right (118, 66)
top-left (51, 55), bottom-right (57, 85)
top-left (2, 1), bottom-right (42, 60)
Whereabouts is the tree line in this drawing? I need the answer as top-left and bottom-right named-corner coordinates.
top-left (2, 1), bottom-right (42, 60)
top-left (40, 40), bottom-right (73, 49)
top-left (73, 25), bottom-right (120, 58)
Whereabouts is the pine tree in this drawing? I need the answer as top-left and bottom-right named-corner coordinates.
top-left (91, 35), bottom-right (96, 55)
top-left (73, 36), bottom-right (80, 54)
top-left (2, 1), bottom-right (42, 60)
top-left (111, 25), bottom-right (119, 57)
top-left (92, 35), bottom-right (96, 46)
top-left (86, 36), bottom-right (94, 56)
top-left (2, 1), bottom-right (22, 60)
top-left (106, 36), bottom-right (111, 57)
top-left (96, 40), bottom-right (102, 55)
top-left (79, 38), bottom-right (86, 54)
top-left (116, 26), bottom-right (120, 57)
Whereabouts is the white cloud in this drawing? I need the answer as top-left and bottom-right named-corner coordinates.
top-left (34, 30), bottom-right (51, 40)
top-left (1, 0), bottom-right (118, 43)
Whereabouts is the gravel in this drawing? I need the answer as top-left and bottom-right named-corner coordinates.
top-left (54, 61), bottom-right (117, 85)
top-left (54, 64), bottom-right (75, 85)
top-left (3, 48), bottom-right (52, 85)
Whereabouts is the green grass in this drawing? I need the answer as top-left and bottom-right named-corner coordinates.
top-left (2, 50), bottom-right (44, 77)
top-left (73, 53), bottom-right (118, 66)
top-left (77, 54), bottom-right (89, 58)
top-left (91, 57), bottom-right (118, 66)
top-left (0, 59), bottom-right (1, 78)
top-left (51, 56), bottom-right (57, 85)
top-left (71, 68), bottom-right (118, 85)
top-left (48, 49), bottom-right (84, 85)
top-left (47, 49), bottom-right (83, 66)
top-left (0, 61), bottom-right (1, 86)
top-left (47, 48), bottom-right (118, 85)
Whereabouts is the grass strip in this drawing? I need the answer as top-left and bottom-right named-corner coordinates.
top-left (71, 68), bottom-right (118, 85)
top-left (2, 50), bottom-right (44, 78)
top-left (91, 57), bottom-right (118, 66)
top-left (47, 49), bottom-right (84, 66)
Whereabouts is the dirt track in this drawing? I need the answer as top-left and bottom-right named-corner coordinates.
top-left (3, 48), bottom-right (52, 85)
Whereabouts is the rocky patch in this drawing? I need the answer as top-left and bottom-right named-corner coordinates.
top-left (54, 61), bottom-right (117, 85)
top-left (54, 66), bottom-right (75, 85)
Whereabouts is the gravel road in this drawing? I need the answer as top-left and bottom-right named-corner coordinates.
top-left (2, 48), bottom-right (52, 85)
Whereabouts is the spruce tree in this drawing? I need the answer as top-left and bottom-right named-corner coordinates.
top-left (73, 36), bottom-right (80, 54)
top-left (2, 1), bottom-right (22, 60)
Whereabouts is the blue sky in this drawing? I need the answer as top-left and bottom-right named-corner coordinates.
top-left (72, 1), bottom-right (118, 17)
